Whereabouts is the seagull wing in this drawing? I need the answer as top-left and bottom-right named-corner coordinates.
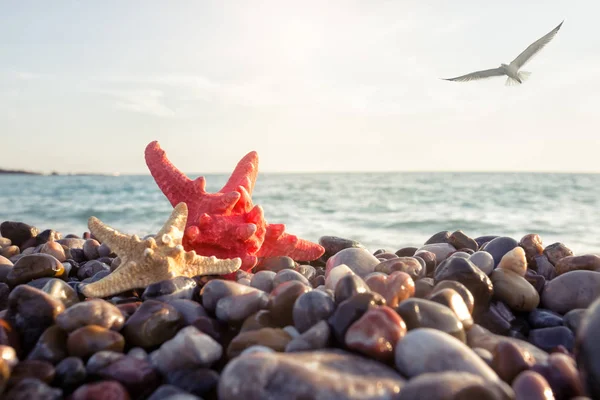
top-left (510, 21), bottom-right (564, 69)
top-left (443, 67), bottom-right (506, 82)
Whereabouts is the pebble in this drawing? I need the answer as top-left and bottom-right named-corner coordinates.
top-left (424, 231), bottom-right (452, 245)
top-left (8, 359), bottom-right (55, 387)
top-left (141, 276), bottom-right (197, 302)
top-left (40, 278), bottom-right (79, 308)
top-left (165, 368), bottom-right (219, 398)
top-left (5, 285), bottom-right (65, 353)
top-left (82, 239), bottom-right (101, 261)
top-left (226, 327), bottom-right (291, 359)
top-left (268, 280), bottom-right (311, 326)
top-left (396, 298), bottom-right (466, 342)
top-left (400, 371), bottom-right (513, 400)
top-left (490, 340), bottom-right (535, 383)
top-left (292, 290), bottom-right (335, 333)
top-left (555, 254), bottom-right (600, 276)
top-left (481, 236), bottom-right (518, 267)
top-left (395, 247), bottom-right (418, 257)
top-left (249, 270), bottom-right (276, 292)
top-left (534, 254), bottom-right (557, 280)
top-left (497, 247), bottom-right (527, 276)
top-left (327, 292), bottom-right (386, 343)
top-left (413, 277), bottom-right (435, 298)
top-left (7, 254), bottom-right (65, 286)
top-left (122, 300), bottom-right (183, 348)
top-left (164, 299), bottom-right (208, 325)
top-left (430, 280), bottom-right (475, 314)
top-left (89, 354), bottom-right (160, 398)
top-left (70, 380), bottom-right (130, 400)
top-left (148, 384), bottom-right (201, 400)
top-left (364, 271), bottom-right (415, 308)
top-left (532, 353), bottom-right (585, 399)
top-left (415, 243), bottom-right (456, 263)
top-left (272, 269), bottom-right (310, 287)
top-left (512, 370), bottom-right (553, 400)
top-left (286, 320), bottom-right (331, 352)
top-left (3, 377), bottom-right (62, 400)
top-left (318, 236), bottom-right (366, 260)
top-left (67, 325), bottom-right (125, 358)
top-left (491, 268), bottom-right (539, 312)
top-left (77, 260), bottom-right (110, 281)
top-left (200, 279), bottom-right (259, 313)
top-left (543, 242), bottom-right (573, 266)
top-left (528, 326), bottom-right (574, 352)
top-left (215, 290), bottom-right (269, 324)
top-left (345, 305), bottom-right (406, 362)
top-left (395, 328), bottom-right (499, 381)
top-left (325, 247), bottom-right (381, 277)
top-left (528, 308), bottom-right (563, 329)
top-left (0, 245), bottom-right (20, 259)
top-left (56, 298), bottom-right (124, 332)
top-left (254, 256), bottom-right (296, 273)
top-left (414, 250), bottom-right (436, 276)
top-left (427, 288), bottom-right (473, 329)
top-left (519, 234), bottom-right (544, 263)
top-left (541, 270), bottom-right (600, 314)
top-left (297, 264), bottom-right (316, 281)
top-left (449, 230), bottom-right (479, 251)
top-left (523, 270), bottom-right (546, 295)
top-left (150, 325), bottom-right (223, 373)
top-left (434, 256), bottom-right (493, 315)
top-left (467, 324), bottom-right (549, 364)
top-left (38, 242), bottom-right (67, 262)
top-left (334, 274), bottom-right (369, 305)
top-left (27, 325), bottom-right (68, 364)
top-left (54, 356), bottom-right (87, 391)
top-left (325, 264), bottom-right (354, 291)
top-left (374, 257), bottom-right (423, 280)
top-left (0, 221), bottom-right (39, 248)
top-left (563, 308), bottom-right (586, 335)
top-left (218, 350), bottom-right (405, 400)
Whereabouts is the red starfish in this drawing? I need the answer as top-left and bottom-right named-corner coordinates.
top-left (144, 141), bottom-right (324, 272)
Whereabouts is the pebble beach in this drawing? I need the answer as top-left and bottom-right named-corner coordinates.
top-left (0, 221), bottom-right (599, 400)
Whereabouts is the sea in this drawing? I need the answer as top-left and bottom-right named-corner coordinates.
top-left (1, 172), bottom-right (600, 255)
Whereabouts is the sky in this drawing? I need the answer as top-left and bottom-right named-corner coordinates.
top-left (0, 0), bottom-right (598, 174)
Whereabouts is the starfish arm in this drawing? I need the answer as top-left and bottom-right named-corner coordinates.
top-left (220, 151), bottom-right (259, 196)
top-left (145, 140), bottom-right (194, 206)
top-left (156, 202), bottom-right (188, 242)
top-left (257, 224), bottom-right (325, 261)
top-left (80, 260), bottom-right (158, 298)
top-left (180, 251), bottom-right (242, 276)
top-left (88, 217), bottom-right (139, 256)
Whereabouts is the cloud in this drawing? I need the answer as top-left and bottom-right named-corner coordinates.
top-left (92, 88), bottom-right (176, 117)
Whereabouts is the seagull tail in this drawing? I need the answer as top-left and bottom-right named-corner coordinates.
top-left (518, 71), bottom-right (532, 82)
top-left (505, 77), bottom-right (520, 86)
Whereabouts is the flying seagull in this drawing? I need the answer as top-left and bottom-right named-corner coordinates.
top-left (443, 20), bottom-right (564, 86)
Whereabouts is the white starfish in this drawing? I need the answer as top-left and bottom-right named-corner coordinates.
top-left (443, 20), bottom-right (564, 86)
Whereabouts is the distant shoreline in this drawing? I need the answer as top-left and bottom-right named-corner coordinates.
top-left (0, 168), bottom-right (117, 176)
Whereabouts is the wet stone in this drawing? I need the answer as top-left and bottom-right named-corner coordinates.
top-left (141, 276), bottom-right (197, 302)
top-left (327, 292), bottom-right (385, 343)
top-left (200, 279), bottom-right (259, 313)
top-left (427, 288), bottom-right (473, 329)
top-left (519, 234), bottom-right (544, 264)
top-left (122, 299), bottom-right (183, 348)
top-left (4, 378), bottom-right (62, 400)
top-left (398, 371), bottom-right (512, 400)
top-left (555, 254), bottom-right (600, 276)
top-left (374, 257), bottom-right (423, 281)
top-left (543, 242), bottom-right (573, 266)
top-left (532, 353), bottom-right (585, 400)
top-left (416, 243), bottom-right (456, 263)
top-left (254, 256), bottom-right (296, 273)
top-left (541, 270), bottom-right (600, 314)
top-left (165, 368), bottom-right (219, 398)
top-left (395, 247), bottom-right (417, 257)
top-left (67, 325), bottom-right (125, 358)
top-left (38, 241), bottom-right (67, 262)
top-left (529, 326), bottom-right (574, 352)
top-left (215, 290), bottom-right (269, 324)
top-left (250, 270), bottom-right (276, 293)
top-left (54, 356), bottom-right (87, 391)
top-left (0, 245), bottom-right (20, 260)
top-left (268, 280), bottom-right (311, 326)
top-left (575, 297), bottom-right (600, 397)
top-left (0, 282), bottom-right (9, 310)
top-left (523, 270), bottom-right (545, 295)
top-left (491, 340), bottom-right (535, 383)
top-left (424, 231), bottom-right (452, 245)
top-left (414, 250), bottom-right (436, 276)
top-left (27, 325), bottom-right (68, 364)
top-left (90, 354), bottom-right (160, 399)
top-left (286, 320), bottom-right (331, 352)
top-left (82, 239), bottom-right (101, 261)
top-left (297, 264), bottom-right (316, 281)
top-left (227, 327), bottom-right (291, 359)
top-left (5, 285), bottom-right (65, 354)
top-left (70, 380), bottom-right (130, 400)
top-left (345, 305), bottom-right (407, 362)
top-left (219, 349), bottom-right (405, 400)
top-left (450, 230), bottom-right (478, 252)
top-left (491, 268), bottom-right (539, 312)
top-left (77, 260), bottom-right (110, 281)
top-left (434, 256), bottom-right (493, 315)
top-left (57, 298), bottom-right (124, 332)
top-left (273, 268), bottom-right (310, 287)
top-left (318, 236), bottom-right (366, 260)
top-left (7, 254), bottom-right (65, 286)
top-left (0, 221), bottom-right (39, 248)
top-left (431, 280), bottom-right (475, 314)
top-left (396, 298), bottom-right (466, 342)
top-left (41, 278), bottom-right (79, 309)
top-left (150, 325), bottom-right (223, 373)
top-left (97, 243), bottom-right (113, 258)
top-left (148, 384), bottom-right (199, 400)
top-left (468, 251), bottom-right (495, 275)
top-left (482, 236), bottom-right (518, 268)
top-left (325, 247), bottom-right (381, 277)
top-left (414, 277), bottom-right (435, 298)
top-left (564, 308), bottom-right (586, 335)
top-left (293, 290), bottom-right (335, 333)
top-left (334, 274), bottom-right (369, 305)
top-left (164, 299), bottom-right (208, 325)
top-left (534, 255), bottom-right (556, 280)
top-left (528, 308), bottom-right (563, 329)
top-left (512, 370), bottom-right (553, 400)
top-left (365, 271), bottom-right (415, 308)
top-left (395, 328), bottom-right (498, 381)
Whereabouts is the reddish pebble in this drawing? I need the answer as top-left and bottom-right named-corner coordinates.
top-left (71, 380), bottom-right (131, 400)
top-left (365, 271), bottom-right (414, 308)
top-left (345, 305), bottom-right (407, 362)
top-left (512, 370), bottom-right (554, 400)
